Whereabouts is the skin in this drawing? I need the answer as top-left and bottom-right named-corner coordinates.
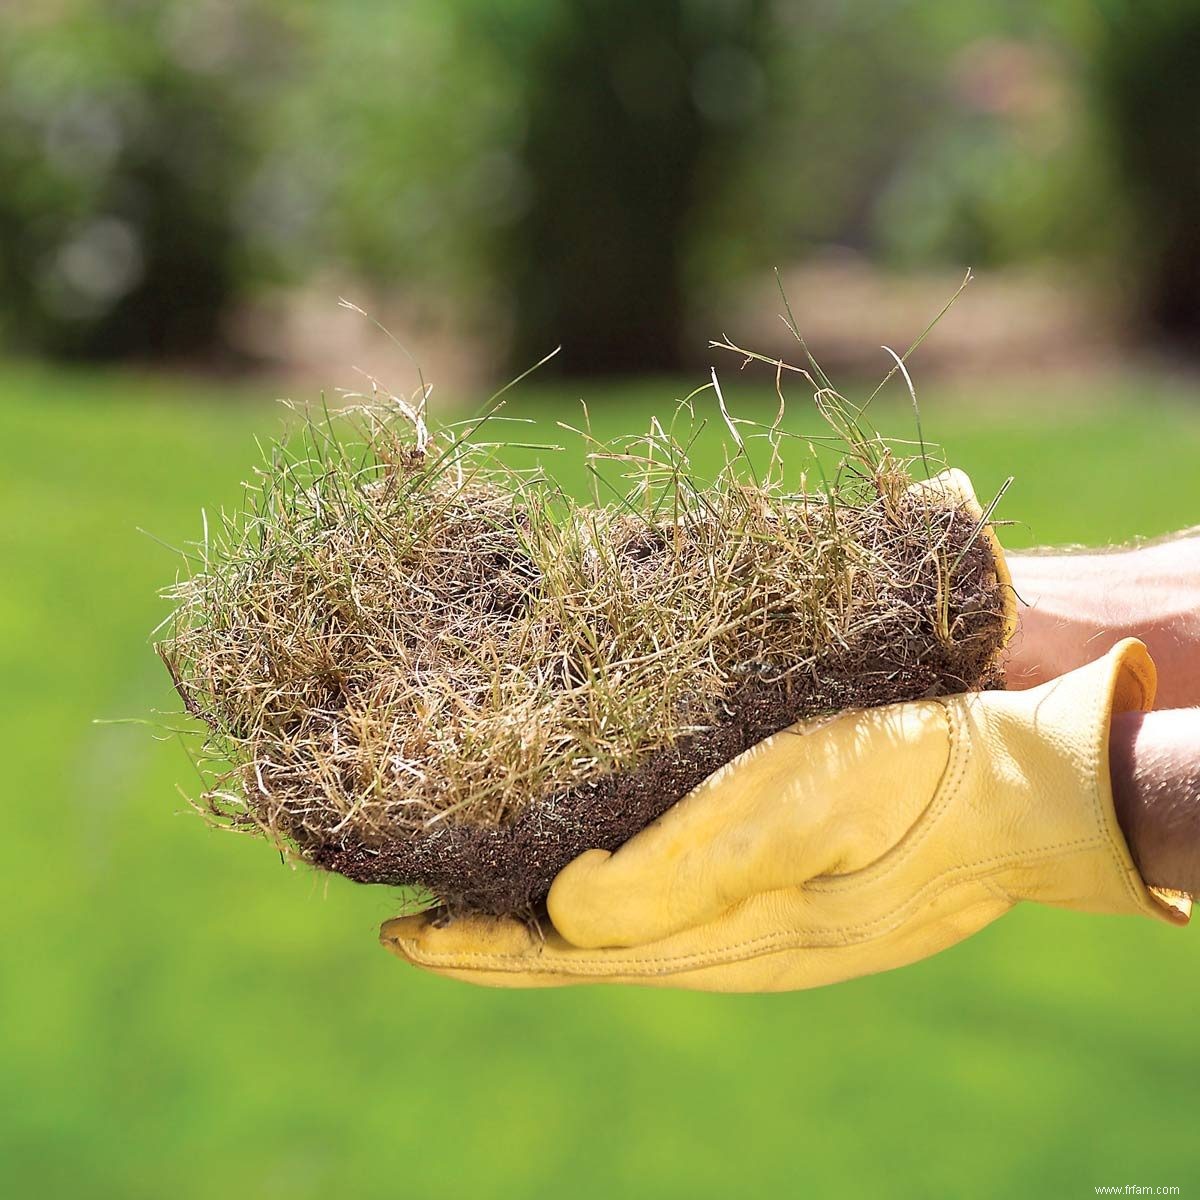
top-left (1109, 709), bottom-right (1200, 896)
top-left (1006, 538), bottom-right (1200, 894)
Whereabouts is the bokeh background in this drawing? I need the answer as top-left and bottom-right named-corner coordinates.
top-left (3, 1), bottom-right (1199, 1197)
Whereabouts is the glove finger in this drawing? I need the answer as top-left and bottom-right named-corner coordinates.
top-left (381, 894), bottom-right (826, 990)
top-left (548, 702), bottom-right (949, 949)
top-left (381, 876), bottom-right (1009, 992)
top-left (381, 911), bottom-right (582, 988)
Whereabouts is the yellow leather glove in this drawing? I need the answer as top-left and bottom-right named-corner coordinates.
top-left (382, 638), bottom-right (1189, 991)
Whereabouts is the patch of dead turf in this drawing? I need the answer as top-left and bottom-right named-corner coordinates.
top-left (158, 383), bottom-right (1009, 917)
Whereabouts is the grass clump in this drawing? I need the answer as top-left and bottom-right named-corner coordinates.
top-left (157, 344), bottom-right (1012, 916)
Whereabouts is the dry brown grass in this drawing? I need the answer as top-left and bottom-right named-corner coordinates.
top-left (157, 340), bottom-right (1010, 914)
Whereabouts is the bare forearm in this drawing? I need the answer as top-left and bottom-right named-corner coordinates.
top-left (1004, 536), bottom-right (1200, 893)
top-left (1111, 709), bottom-right (1200, 895)
top-left (1006, 535), bottom-right (1200, 708)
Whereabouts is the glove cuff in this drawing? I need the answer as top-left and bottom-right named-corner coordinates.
top-left (1014, 638), bottom-right (1190, 924)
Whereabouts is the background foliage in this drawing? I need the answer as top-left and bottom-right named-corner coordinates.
top-left (2, 0), bottom-right (1197, 368)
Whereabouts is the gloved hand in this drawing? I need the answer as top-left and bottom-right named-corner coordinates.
top-left (382, 638), bottom-right (1189, 991)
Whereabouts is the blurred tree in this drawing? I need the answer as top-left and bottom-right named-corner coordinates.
top-left (1092, 0), bottom-right (1200, 348)
top-left (262, 3), bottom-right (520, 314)
top-left (872, 31), bottom-right (1109, 271)
top-left (0, 1), bottom-right (284, 360)
top-left (5, 0), bottom-right (1193, 372)
top-left (495, 0), bottom-right (770, 375)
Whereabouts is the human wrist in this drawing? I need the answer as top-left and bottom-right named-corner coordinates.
top-left (1007, 543), bottom-right (1200, 705)
top-left (1110, 709), bottom-right (1200, 896)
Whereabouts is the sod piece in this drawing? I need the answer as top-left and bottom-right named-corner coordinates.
top-left (158, 371), bottom-right (1010, 916)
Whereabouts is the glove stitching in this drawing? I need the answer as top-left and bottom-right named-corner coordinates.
top-left (980, 876), bottom-right (1015, 905)
top-left (812, 651), bottom-right (1151, 914)
top-left (804, 701), bottom-right (970, 893)
top-left (394, 832), bottom-right (1118, 976)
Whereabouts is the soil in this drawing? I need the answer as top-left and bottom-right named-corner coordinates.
top-left (310, 515), bottom-right (1007, 916)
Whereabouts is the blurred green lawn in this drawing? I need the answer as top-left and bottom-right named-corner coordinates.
top-left (3, 360), bottom-right (1199, 1199)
